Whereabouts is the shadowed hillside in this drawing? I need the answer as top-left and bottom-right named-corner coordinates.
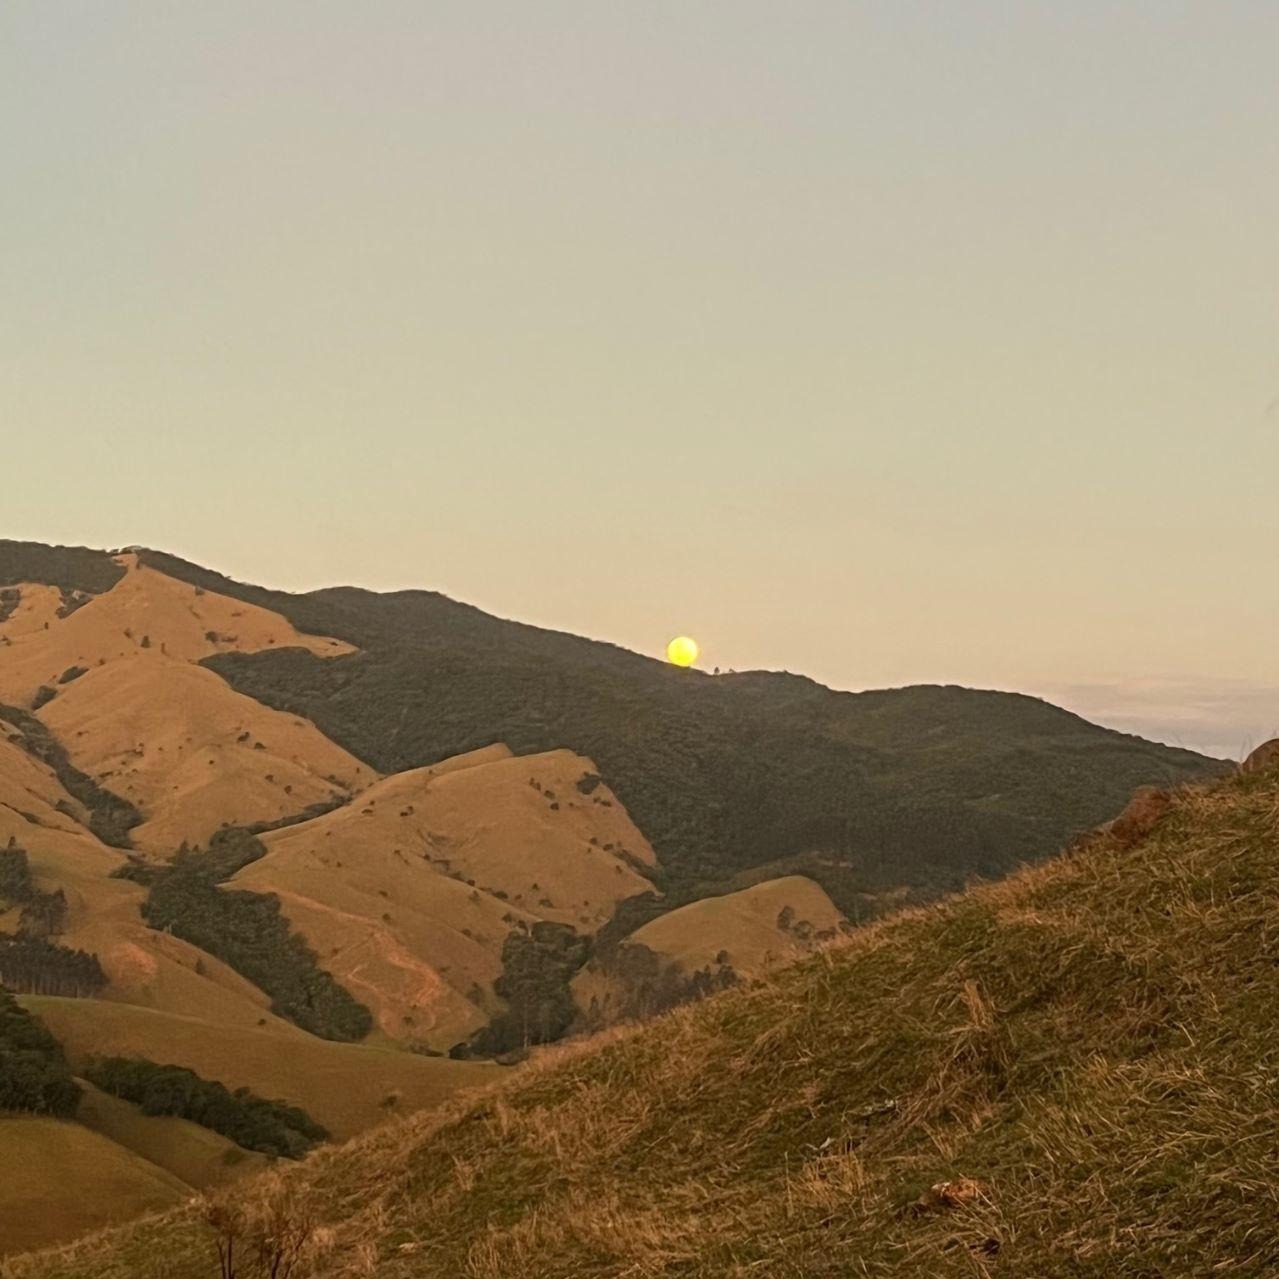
top-left (14, 758), bottom-right (1279, 1277)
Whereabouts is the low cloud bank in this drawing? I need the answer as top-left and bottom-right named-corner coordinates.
top-left (1037, 678), bottom-right (1279, 762)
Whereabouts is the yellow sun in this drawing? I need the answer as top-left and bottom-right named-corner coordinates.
top-left (666, 635), bottom-right (700, 668)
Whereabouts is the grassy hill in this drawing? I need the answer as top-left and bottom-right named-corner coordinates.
top-left (0, 539), bottom-right (1227, 924)
top-left (117, 546), bottom-right (1225, 920)
top-left (21, 998), bottom-right (496, 1141)
top-left (13, 759), bottom-right (1279, 1277)
top-left (0, 1116), bottom-right (189, 1255)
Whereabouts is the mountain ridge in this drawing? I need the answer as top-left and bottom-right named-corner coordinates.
top-left (1, 537), bottom-right (1228, 927)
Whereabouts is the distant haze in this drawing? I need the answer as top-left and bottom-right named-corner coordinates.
top-left (5, 3), bottom-right (1276, 759)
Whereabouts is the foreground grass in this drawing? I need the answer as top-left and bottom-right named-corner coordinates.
top-left (11, 768), bottom-right (1279, 1278)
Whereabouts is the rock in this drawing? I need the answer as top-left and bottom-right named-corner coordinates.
top-left (1107, 786), bottom-right (1173, 849)
top-left (913, 1177), bottom-right (990, 1214)
top-left (1241, 739), bottom-right (1279, 776)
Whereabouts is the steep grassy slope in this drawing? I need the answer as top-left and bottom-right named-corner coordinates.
top-left (133, 547), bottom-right (1227, 920)
top-left (0, 555), bottom-right (370, 852)
top-left (0, 1084), bottom-right (266, 1256)
top-left (18, 763), bottom-right (1279, 1278)
top-left (39, 656), bottom-right (372, 854)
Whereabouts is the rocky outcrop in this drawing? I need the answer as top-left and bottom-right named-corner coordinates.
top-left (1241, 739), bottom-right (1279, 776)
top-left (1105, 785), bottom-right (1174, 850)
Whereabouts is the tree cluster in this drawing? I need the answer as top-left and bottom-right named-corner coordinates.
top-left (0, 840), bottom-right (69, 939)
top-left (0, 841), bottom-right (103, 995)
top-left (143, 830), bottom-right (371, 1042)
top-left (0, 704), bottom-right (142, 848)
top-left (461, 921), bottom-right (590, 1057)
top-left (0, 986), bottom-right (81, 1116)
top-left (576, 941), bottom-right (740, 1032)
top-left (0, 936), bottom-right (107, 998)
top-left (0, 540), bottom-right (124, 597)
top-left (84, 1056), bottom-right (328, 1159)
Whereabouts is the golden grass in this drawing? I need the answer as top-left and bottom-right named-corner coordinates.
top-left (40, 657), bottom-right (373, 855)
top-left (21, 998), bottom-right (497, 1141)
top-left (0, 1117), bottom-right (189, 1256)
top-left (73, 1081), bottom-right (268, 1191)
top-left (235, 747), bottom-right (660, 1048)
top-left (574, 874), bottom-right (844, 1019)
top-left (0, 560), bottom-right (352, 707)
top-left (12, 768), bottom-right (1279, 1277)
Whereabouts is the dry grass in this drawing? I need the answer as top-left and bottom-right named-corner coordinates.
top-left (0, 1116), bottom-right (190, 1256)
top-left (235, 746), bottom-right (658, 1048)
top-left (12, 769), bottom-right (1279, 1278)
top-left (22, 997), bottom-right (496, 1142)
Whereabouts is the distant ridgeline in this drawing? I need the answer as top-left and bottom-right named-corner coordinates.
top-left (0, 541), bottom-right (125, 600)
top-left (118, 547), bottom-right (1227, 923)
top-left (0, 539), bottom-right (1228, 930)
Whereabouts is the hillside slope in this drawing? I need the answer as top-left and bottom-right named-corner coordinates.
top-left (0, 1116), bottom-right (190, 1255)
top-left (18, 759), bottom-right (1279, 1278)
top-left (1, 540), bottom-right (1227, 926)
top-left (236, 746), bottom-right (657, 1047)
top-left (133, 545), bottom-right (1227, 918)
top-left (574, 875), bottom-right (845, 1027)
top-left (22, 998), bottom-right (496, 1143)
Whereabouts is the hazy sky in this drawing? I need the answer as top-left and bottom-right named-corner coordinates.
top-left (4, 3), bottom-right (1277, 757)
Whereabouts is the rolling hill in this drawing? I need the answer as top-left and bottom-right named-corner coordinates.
top-left (128, 543), bottom-right (1226, 915)
top-left (0, 536), bottom-right (1236, 1259)
top-left (13, 748), bottom-right (1278, 1277)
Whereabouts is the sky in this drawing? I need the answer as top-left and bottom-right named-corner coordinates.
top-left (3, 2), bottom-right (1277, 758)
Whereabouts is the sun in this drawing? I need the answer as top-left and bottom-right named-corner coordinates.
top-left (666, 635), bottom-right (700, 668)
